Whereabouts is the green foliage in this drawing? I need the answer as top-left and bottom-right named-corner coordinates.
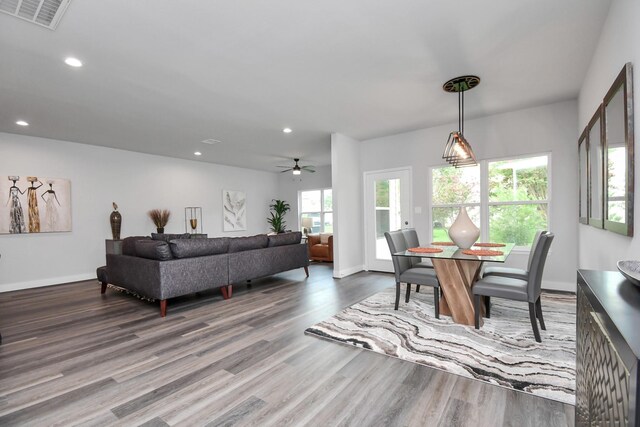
top-left (432, 167), bottom-right (476, 204)
top-left (267, 199), bottom-right (291, 233)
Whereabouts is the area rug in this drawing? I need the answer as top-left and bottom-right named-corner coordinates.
top-left (305, 287), bottom-right (576, 405)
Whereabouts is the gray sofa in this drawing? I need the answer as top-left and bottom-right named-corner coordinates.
top-left (101, 232), bottom-right (309, 316)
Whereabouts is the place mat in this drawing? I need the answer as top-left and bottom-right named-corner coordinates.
top-left (430, 241), bottom-right (455, 246)
top-left (473, 242), bottom-right (506, 247)
top-left (462, 249), bottom-right (503, 256)
top-left (407, 247), bottom-right (443, 254)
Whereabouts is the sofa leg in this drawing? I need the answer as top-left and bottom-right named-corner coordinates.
top-left (100, 281), bottom-right (107, 294)
top-left (304, 266), bottom-right (309, 277)
top-left (160, 300), bottom-right (167, 317)
top-left (221, 285), bottom-right (233, 300)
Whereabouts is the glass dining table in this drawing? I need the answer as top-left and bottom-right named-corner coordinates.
top-left (393, 243), bottom-right (515, 326)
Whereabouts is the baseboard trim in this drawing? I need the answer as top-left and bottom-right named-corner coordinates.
top-left (0, 273), bottom-right (95, 293)
top-left (542, 280), bottom-right (575, 293)
top-left (333, 265), bottom-right (364, 279)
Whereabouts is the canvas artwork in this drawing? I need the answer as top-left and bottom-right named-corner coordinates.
top-left (0, 176), bottom-right (72, 234)
top-left (223, 190), bottom-right (246, 231)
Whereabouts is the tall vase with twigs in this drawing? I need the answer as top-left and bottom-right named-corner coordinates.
top-left (148, 209), bottom-right (171, 233)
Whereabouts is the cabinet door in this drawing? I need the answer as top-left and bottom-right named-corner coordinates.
top-left (576, 287), bottom-right (631, 425)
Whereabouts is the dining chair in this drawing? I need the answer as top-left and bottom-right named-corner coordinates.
top-left (472, 232), bottom-right (554, 342)
top-left (401, 229), bottom-right (434, 269)
top-left (385, 230), bottom-right (440, 317)
top-left (401, 228), bottom-right (434, 293)
top-left (482, 230), bottom-right (546, 280)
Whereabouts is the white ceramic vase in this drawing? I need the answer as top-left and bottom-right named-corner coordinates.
top-left (448, 207), bottom-right (480, 249)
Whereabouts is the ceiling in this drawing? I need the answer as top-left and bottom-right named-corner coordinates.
top-left (0, 1), bottom-right (611, 172)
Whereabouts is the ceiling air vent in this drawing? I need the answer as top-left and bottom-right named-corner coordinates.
top-left (0, 0), bottom-right (71, 30)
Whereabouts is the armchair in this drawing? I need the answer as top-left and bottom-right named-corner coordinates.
top-left (307, 233), bottom-right (333, 262)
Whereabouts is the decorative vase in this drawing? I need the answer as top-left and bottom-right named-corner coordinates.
top-left (110, 202), bottom-right (122, 240)
top-left (448, 207), bottom-right (479, 249)
top-left (157, 227), bottom-right (165, 234)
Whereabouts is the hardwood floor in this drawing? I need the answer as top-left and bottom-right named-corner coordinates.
top-left (0, 264), bottom-right (574, 426)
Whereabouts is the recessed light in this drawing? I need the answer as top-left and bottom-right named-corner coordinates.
top-left (64, 57), bottom-right (83, 67)
top-left (201, 139), bottom-right (221, 145)
top-left (194, 151), bottom-right (202, 156)
top-left (283, 128), bottom-right (292, 134)
top-left (16, 120), bottom-right (29, 126)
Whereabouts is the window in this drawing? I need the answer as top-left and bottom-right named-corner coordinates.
top-left (431, 165), bottom-right (480, 242)
top-left (488, 155), bottom-right (549, 246)
top-left (430, 154), bottom-right (550, 248)
top-left (300, 188), bottom-right (333, 233)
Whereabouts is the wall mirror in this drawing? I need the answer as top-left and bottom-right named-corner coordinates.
top-left (603, 63), bottom-right (634, 236)
top-left (588, 107), bottom-right (604, 228)
top-left (578, 131), bottom-right (588, 224)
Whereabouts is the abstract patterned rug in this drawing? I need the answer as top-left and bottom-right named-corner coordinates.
top-left (305, 287), bottom-right (576, 405)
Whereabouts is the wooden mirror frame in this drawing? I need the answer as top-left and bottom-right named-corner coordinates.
top-left (587, 106), bottom-right (604, 229)
top-left (603, 63), bottom-right (634, 236)
top-left (578, 129), bottom-right (589, 224)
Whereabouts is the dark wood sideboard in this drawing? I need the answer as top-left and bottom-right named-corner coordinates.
top-left (577, 270), bottom-right (640, 426)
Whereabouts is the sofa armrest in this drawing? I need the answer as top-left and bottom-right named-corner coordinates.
top-left (307, 234), bottom-right (321, 245)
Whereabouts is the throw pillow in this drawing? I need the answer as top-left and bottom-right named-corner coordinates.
top-left (151, 233), bottom-right (191, 242)
top-left (268, 231), bottom-right (302, 247)
top-left (122, 236), bottom-right (151, 256)
top-left (228, 234), bottom-right (269, 253)
top-left (169, 237), bottom-right (229, 258)
top-left (320, 233), bottom-right (332, 245)
top-left (135, 240), bottom-right (173, 261)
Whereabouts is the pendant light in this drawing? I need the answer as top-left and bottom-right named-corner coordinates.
top-left (442, 75), bottom-right (480, 167)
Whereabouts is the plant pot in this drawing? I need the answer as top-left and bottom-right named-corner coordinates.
top-left (156, 227), bottom-right (165, 233)
top-left (448, 207), bottom-right (479, 249)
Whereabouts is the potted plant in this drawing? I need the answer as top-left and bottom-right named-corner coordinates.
top-left (267, 199), bottom-right (290, 233)
top-left (148, 209), bottom-right (171, 233)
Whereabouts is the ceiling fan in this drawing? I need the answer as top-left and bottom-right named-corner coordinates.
top-left (277, 158), bottom-right (316, 175)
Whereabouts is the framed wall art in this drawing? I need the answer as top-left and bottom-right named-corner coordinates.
top-left (0, 175), bottom-right (71, 234)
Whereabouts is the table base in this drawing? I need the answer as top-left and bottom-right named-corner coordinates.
top-left (432, 258), bottom-right (485, 326)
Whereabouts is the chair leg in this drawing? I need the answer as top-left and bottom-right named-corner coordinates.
top-left (535, 298), bottom-right (546, 330)
top-left (528, 302), bottom-right (542, 342)
top-left (394, 282), bottom-right (402, 310)
top-left (405, 283), bottom-right (411, 303)
top-left (434, 287), bottom-right (440, 319)
top-left (484, 296), bottom-right (491, 318)
top-left (416, 284), bottom-right (421, 293)
top-left (474, 294), bottom-right (481, 329)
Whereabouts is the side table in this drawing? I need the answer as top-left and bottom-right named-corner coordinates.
top-left (105, 239), bottom-right (123, 256)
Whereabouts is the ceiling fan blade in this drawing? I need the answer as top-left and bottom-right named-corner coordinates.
top-left (280, 168), bottom-right (293, 173)
top-left (301, 166), bottom-right (316, 172)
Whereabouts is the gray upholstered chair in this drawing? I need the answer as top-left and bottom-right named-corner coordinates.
top-left (401, 229), bottom-right (434, 270)
top-left (482, 230), bottom-right (545, 280)
top-left (385, 230), bottom-right (440, 317)
top-left (472, 232), bottom-right (554, 342)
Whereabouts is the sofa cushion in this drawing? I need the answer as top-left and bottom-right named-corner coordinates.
top-left (135, 240), bottom-right (173, 261)
top-left (122, 236), bottom-right (151, 256)
top-left (151, 233), bottom-right (191, 242)
top-left (268, 231), bottom-right (302, 247)
top-left (320, 233), bottom-right (332, 245)
top-left (169, 237), bottom-right (229, 258)
top-left (228, 234), bottom-right (269, 253)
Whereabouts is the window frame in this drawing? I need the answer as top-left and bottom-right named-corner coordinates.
top-left (298, 188), bottom-right (333, 234)
top-left (429, 152), bottom-right (551, 251)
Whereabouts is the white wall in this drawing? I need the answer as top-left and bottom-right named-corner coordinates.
top-left (277, 165), bottom-right (332, 230)
top-left (361, 100), bottom-right (578, 291)
top-left (0, 132), bottom-right (279, 292)
top-left (578, 0), bottom-right (640, 271)
top-left (331, 133), bottom-right (364, 278)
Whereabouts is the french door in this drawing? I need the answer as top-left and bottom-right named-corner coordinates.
top-left (364, 167), bottom-right (413, 272)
